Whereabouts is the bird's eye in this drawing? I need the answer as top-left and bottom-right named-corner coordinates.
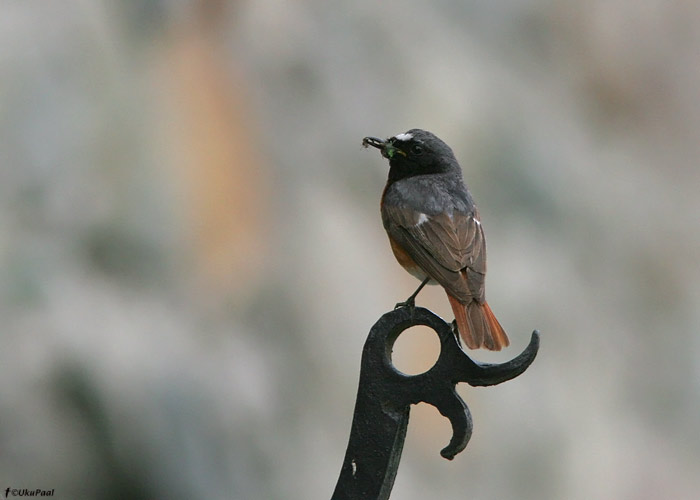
top-left (411, 144), bottom-right (423, 155)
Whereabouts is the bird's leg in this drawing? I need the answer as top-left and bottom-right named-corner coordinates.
top-left (395, 277), bottom-right (431, 310)
top-left (451, 320), bottom-right (463, 347)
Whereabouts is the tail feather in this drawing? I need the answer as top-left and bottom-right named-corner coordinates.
top-left (481, 301), bottom-right (510, 349)
top-left (447, 294), bottom-right (510, 351)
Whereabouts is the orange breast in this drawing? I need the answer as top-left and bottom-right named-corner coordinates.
top-left (389, 236), bottom-right (429, 281)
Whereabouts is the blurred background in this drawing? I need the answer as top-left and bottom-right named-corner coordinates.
top-left (1, 1), bottom-right (699, 499)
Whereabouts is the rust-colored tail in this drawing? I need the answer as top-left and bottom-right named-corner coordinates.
top-left (447, 294), bottom-right (510, 351)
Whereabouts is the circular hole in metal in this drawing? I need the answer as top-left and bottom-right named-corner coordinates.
top-left (390, 325), bottom-right (441, 375)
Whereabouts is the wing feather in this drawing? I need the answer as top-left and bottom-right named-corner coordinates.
top-left (382, 205), bottom-right (487, 302)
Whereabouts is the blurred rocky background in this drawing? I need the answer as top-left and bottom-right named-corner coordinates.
top-left (1, 1), bottom-right (699, 499)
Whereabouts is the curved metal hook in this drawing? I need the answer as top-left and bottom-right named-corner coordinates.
top-left (331, 306), bottom-right (539, 500)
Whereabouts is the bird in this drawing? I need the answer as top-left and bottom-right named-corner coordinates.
top-left (362, 129), bottom-right (509, 351)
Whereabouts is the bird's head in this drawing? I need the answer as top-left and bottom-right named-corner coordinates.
top-left (362, 129), bottom-right (459, 183)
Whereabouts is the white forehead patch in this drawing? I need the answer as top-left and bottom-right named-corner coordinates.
top-left (416, 213), bottom-right (429, 225)
top-left (394, 132), bottom-right (413, 141)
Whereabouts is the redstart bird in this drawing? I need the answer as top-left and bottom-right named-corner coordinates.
top-left (363, 129), bottom-right (509, 351)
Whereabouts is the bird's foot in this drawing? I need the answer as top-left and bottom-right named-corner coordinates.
top-left (394, 297), bottom-right (416, 310)
top-left (394, 277), bottom-right (431, 310)
top-left (451, 320), bottom-right (463, 347)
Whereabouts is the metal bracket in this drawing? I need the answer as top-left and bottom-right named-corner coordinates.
top-left (331, 306), bottom-right (539, 500)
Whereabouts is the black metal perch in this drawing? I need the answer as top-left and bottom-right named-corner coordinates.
top-left (331, 306), bottom-right (539, 500)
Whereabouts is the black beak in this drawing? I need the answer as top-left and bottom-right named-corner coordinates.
top-left (362, 136), bottom-right (386, 150)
